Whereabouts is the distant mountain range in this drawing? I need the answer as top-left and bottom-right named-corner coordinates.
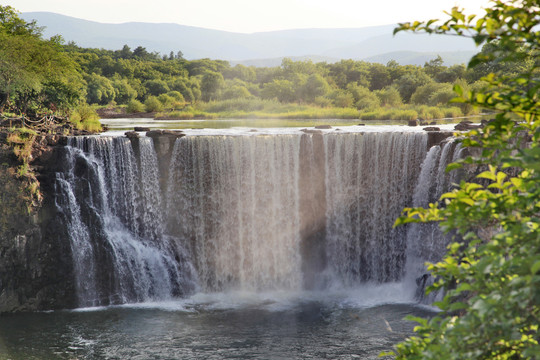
top-left (22, 12), bottom-right (478, 66)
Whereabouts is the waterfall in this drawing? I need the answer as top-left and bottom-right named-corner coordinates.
top-left (55, 137), bottom-right (194, 307)
top-left (166, 135), bottom-right (302, 291)
top-left (53, 130), bottom-right (457, 307)
top-left (324, 132), bottom-right (427, 286)
top-left (404, 139), bottom-right (461, 299)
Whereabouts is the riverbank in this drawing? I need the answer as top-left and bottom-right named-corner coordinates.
top-left (96, 99), bottom-right (479, 122)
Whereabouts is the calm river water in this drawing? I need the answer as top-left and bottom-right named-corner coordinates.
top-left (0, 288), bottom-right (434, 359)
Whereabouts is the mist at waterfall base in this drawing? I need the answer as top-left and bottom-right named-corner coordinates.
top-left (0, 126), bottom-right (461, 359)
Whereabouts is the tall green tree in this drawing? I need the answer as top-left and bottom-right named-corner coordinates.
top-left (389, 1), bottom-right (540, 358)
top-left (200, 70), bottom-right (224, 101)
top-left (0, 5), bottom-right (83, 113)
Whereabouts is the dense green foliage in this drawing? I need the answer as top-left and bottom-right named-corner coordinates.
top-left (1, 5), bottom-right (532, 121)
top-left (0, 6), bottom-right (84, 116)
top-left (61, 42), bottom-right (507, 119)
top-left (390, 0), bottom-right (540, 358)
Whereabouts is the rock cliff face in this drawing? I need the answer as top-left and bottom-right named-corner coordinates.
top-left (0, 135), bottom-right (76, 312)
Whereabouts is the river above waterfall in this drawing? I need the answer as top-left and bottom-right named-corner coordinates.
top-left (99, 117), bottom-right (467, 132)
top-left (0, 287), bottom-right (436, 359)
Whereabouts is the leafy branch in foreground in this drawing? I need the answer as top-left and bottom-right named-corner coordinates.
top-left (389, 1), bottom-right (540, 359)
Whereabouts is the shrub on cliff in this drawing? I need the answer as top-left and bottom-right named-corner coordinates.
top-left (70, 103), bottom-right (102, 132)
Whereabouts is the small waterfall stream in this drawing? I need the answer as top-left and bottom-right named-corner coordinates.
top-left (54, 130), bottom-right (458, 307)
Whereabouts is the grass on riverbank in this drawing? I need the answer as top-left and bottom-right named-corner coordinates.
top-left (70, 103), bottom-right (102, 132)
top-left (153, 98), bottom-right (478, 121)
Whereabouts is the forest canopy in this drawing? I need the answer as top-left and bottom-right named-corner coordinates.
top-left (0, 4), bottom-right (537, 122)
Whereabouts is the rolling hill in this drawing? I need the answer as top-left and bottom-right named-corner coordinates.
top-left (21, 12), bottom-right (478, 66)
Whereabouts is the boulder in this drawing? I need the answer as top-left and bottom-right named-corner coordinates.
top-left (408, 120), bottom-right (419, 126)
top-left (454, 121), bottom-right (481, 131)
top-left (146, 129), bottom-right (185, 138)
top-left (134, 127), bottom-right (151, 132)
top-left (124, 131), bottom-right (139, 139)
top-left (314, 125), bottom-right (332, 129)
top-left (45, 135), bottom-right (60, 146)
top-left (423, 127), bottom-right (441, 132)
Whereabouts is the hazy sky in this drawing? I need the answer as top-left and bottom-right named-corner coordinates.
top-left (6, 0), bottom-right (491, 33)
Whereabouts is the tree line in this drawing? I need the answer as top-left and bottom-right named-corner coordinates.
top-left (0, 4), bottom-right (536, 121)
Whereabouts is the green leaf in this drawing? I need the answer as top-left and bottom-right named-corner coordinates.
top-left (532, 261), bottom-right (540, 275)
top-left (446, 163), bottom-right (462, 172)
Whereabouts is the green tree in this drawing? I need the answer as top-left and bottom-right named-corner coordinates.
top-left (374, 86), bottom-right (402, 107)
top-left (299, 74), bottom-right (330, 103)
top-left (395, 69), bottom-right (433, 102)
top-left (200, 70), bottom-right (225, 101)
top-left (436, 64), bottom-right (467, 83)
top-left (368, 63), bottom-right (392, 91)
top-left (126, 99), bottom-right (145, 113)
top-left (326, 89), bottom-right (355, 108)
top-left (219, 84), bottom-right (252, 100)
top-left (112, 78), bottom-right (137, 104)
top-left (144, 95), bottom-right (163, 112)
top-left (390, 1), bottom-right (540, 358)
top-left (86, 73), bottom-right (115, 105)
top-left (423, 55), bottom-right (445, 79)
top-left (0, 6), bottom-right (83, 113)
top-left (261, 79), bottom-right (296, 102)
top-left (347, 83), bottom-right (380, 110)
top-left (410, 82), bottom-right (453, 105)
top-left (144, 79), bottom-right (170, 96)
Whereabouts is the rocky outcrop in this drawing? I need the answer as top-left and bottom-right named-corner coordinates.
top-left (454, 120), bottom-right (482, 131)
top-left (427, 131), bottom-right (454, 150)
top-left (145, 130), bottom-right (185, 192)
top-left (0, 139), bottom-right (77, 312)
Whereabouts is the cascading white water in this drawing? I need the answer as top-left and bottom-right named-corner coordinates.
top-left (57, 137), bottom-right (192, 307)
top-left (404, 138), bottom-right (461, 298)
top-left (55, 130), bottom-right (458, 307)
top-left (324, 132), bottom-right (428, 286)
top-left (166, 135), bottom-right (303, 291)
top-left (54, 147), bottom-right (98, 306)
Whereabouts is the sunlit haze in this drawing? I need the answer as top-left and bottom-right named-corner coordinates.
top-left (7, 0), bottom-right (491, 33)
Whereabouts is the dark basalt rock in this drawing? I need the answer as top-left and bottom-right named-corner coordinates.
top-left (134, 127), bottom-right (151, 132)
top-left (314, 125), bottom-right (332, 129)
top-left (124, 131), bottom-right (139, 139)
top-left (454, 121), bottom-right (481, 131)
top-left (357, 124), bottom-right (366, 126)
top-left (0, 144), bottom-right (78, 312)
top-left (423, 127), bottom-right (441, 132)
top-left (427, 131), bottom-right (454, 149)
top-left (408, 120), bottom-right (419, 126)
top-left (146, 129), bottom-right (185, 138)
